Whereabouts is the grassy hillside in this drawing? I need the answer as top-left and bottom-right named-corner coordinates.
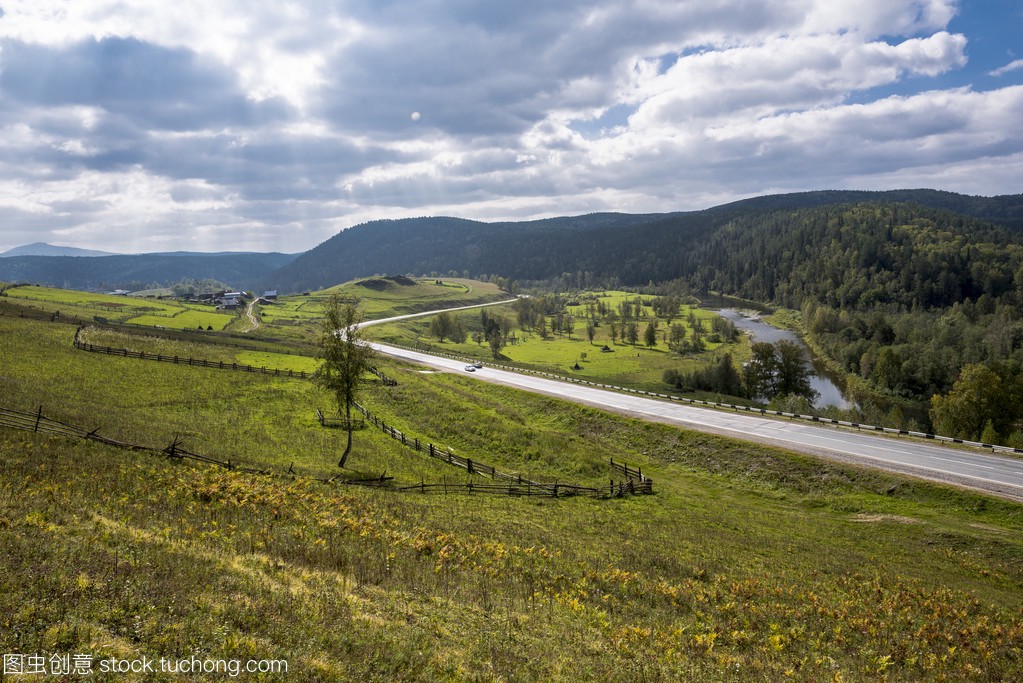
top-left (252, 277), bottom-right (510, 345)
top-left (2, 284), bottom-right (241, 331)
top-left (2, 311), bottom-right (1023, 680)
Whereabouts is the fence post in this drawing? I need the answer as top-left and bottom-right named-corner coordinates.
top-left (34, 405), bottom-right (42, 432)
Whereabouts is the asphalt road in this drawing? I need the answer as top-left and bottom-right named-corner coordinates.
top-left (365, 338), bottom-right (1023, 502)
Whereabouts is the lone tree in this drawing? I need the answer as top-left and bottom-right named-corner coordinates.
top-left (488, 332), bottom-right (505, 359)
top-left (644, 321), bottom-right (658, 348)
top-left (315, 294), bottom-right (374, 467)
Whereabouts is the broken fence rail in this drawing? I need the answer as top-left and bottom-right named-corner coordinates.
top-left (0, 405), bottom-right (382, 488)
top-left (609, 458), bottom-right (650, 482)
top-left (351, 401), bottom-right (653, 497)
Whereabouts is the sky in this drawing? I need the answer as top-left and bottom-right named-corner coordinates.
top-left (0, 0), bottom-right (1021, 255)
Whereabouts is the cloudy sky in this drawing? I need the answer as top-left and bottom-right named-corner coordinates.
top-left (0, 0), bottom-right (1020, 254)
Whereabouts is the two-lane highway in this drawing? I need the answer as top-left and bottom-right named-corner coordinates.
top-left (366, 339), bottom-right (1023, 502)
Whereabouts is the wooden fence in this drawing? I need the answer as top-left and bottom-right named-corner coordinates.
top-left (369, 366), bottom-right (398, 386)
top-left (0, 302), bottom-right (90, 326)
top-left (0, 403), bottom-right (650, 501)
top-left (350, 401), bottom-right (653, 498)
top-left (63, 322), bottom-right (656, 499)
top-left (609, 458), bottom-right (654, 494)
top-left (1, 405), bottom-right (266, 475)
top-left (0, 404), bottom-right (405, 491)
top-left (7, 302), bottom-right (1019, 454)
top-left (73, 328), bottom-right (310, 378)
top-left (316, 408), bottom-right (366, 430)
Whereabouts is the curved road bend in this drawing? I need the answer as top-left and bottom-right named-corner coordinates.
top-left (364, 338), bottom-right (1023, 502)
top-left (365, 298), bottom-right (519, 326)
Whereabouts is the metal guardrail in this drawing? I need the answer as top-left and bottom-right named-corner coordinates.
top-left (387, 343), bottom-right (1023, 457)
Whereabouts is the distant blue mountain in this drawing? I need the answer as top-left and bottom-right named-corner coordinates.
top-left (0, 250), bottom-right (299, 291)
top-left (0, 242), bottom-right (116, 258)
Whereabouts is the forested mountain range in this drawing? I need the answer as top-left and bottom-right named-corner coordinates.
top-left (267, 189), bottom-right (1023, 294)
top-left (0, 251), bottom-right (297, 292)
top-left (4, 189), bottom-right (1021, 309)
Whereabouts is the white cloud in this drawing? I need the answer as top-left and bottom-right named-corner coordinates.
top-left (990, 59), bottom-right (1023, 77)
top-left (799, 0), bottom-right (957, 38)
top-left (0, 0), bottom-right (1019, 254)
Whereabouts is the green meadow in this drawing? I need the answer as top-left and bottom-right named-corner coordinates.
top-left (253, 277), bottom-right (509, 344)
top-left (2, 284), bottom-right (239, 330)
top-left (2, 284), bottom-right (1023, 680)
top-left (124, 307), bottom-right (238, 331)
top-left (366, 291), bottom-right (749, 393)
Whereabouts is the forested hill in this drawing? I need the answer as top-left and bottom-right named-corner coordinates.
top-left (678, 203), bottom-right (1023, 310)
top-left (0, 252), bottom-right (297, 292)
top-left (266, 189), bottom-right (1023, 296)
top-left (706, 189), bottom-right (1023, 230)
top-left (265, 213), bottom-right (679, 292)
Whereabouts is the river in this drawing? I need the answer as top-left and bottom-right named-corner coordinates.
top-left (715, 308), bottom-right (851, 409)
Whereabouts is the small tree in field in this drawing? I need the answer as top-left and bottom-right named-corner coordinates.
top-left (316, 294), bottom-right (374, 468)
top-left (488, 333), bottom-right (505, 359)
top-left (644, 321), bottom-right (657, 348)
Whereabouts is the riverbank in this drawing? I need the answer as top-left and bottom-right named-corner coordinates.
top-left (716, 307), bottom-right (851, 409)
top-left (763, 308), bottom-right (928, 426)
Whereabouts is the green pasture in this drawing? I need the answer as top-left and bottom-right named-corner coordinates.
top-left (6, 319), bottom-right (454, 482)
top-left (126, 306), bottom-right (238, 331)
top-left (232, 350), bottom-right (320, 375)
top-left (258, 297), bottom-right (323, 322)
top-left (2, 284), bottom-right (182, 318)
top-left (2, 313), bottom-right (1023, 680)
top-left (367, 294), bottom-right (750, 392)
top-left (1, 284), bottom-right (244, 332)
top-left (321, 276), bottom-right (509, 319)
top-left (251, 278), bottom-right (510, 343)
top-left (77, 327), bottom-right (321, 377)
